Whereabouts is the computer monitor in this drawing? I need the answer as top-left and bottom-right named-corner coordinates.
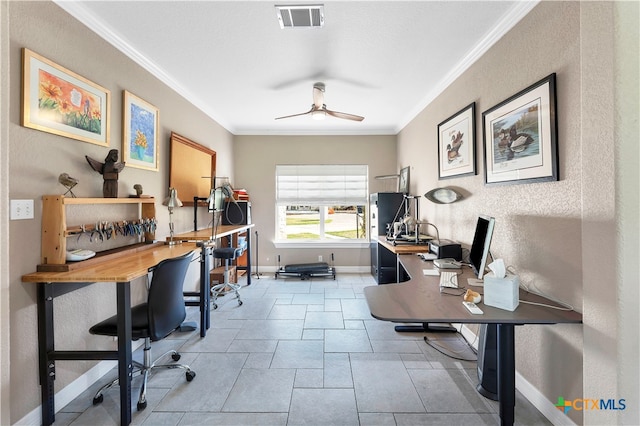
top-left (469, 215), bottom-right (495, 280)
top-left (207, 188), bottom-right (224, 212)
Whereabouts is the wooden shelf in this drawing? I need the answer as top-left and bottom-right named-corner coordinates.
top-left (60, 196), bottom-right (156, 205)
top-left (40, 195), bottom-right (156, 270)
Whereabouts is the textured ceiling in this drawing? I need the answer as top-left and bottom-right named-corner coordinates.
top-left (55, 1), bottom-right (538, 135)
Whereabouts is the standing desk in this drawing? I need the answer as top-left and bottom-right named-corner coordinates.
top-left (22, 242), bottom-right (208, 426)
top-left (364, 254), bottom-right (582, 426)
top-left (172, 223), bottom-right (255, 285)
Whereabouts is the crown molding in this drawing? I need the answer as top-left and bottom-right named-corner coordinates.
top-left (52, 0), bottom-right (235, 133)
top-left (396, 0), bottom-right (540, 133)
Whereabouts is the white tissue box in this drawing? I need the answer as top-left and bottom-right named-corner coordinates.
top-left (483, 273), bottom-right (520, 311)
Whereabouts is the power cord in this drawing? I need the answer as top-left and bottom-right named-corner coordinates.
top-left (423, 334), bottom-right (477, 362)
top-left (506, 265), bottom-right (575, 311)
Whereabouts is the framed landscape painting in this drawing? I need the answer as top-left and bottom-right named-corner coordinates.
top-left (122, 90), bottom-right (159, 171)
top-left (437, 102), bottom-right (476, 179)
top-left (21, 48), bottom-right (110, 146)
top-left (482, 73), bottom-right (558, 186)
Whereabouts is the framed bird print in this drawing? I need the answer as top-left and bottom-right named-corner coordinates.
top-left (122, 90), bottom-right (159, 171)
top-left (437, 102), bottom-right (476, 180)
top-left (482, 73), bottom-right (557, 186)
top-left (21, 48), bottom-right (110, 147)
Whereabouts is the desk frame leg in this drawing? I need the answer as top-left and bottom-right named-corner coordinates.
top-left (116, 282), bottom-right (133, 426)
top-left (246, 231), bottom-right (252, 285)
top-left (199, 245), bottom-right (211, 336)
top-left (497, 323), bottom-right (516, 426)
top-left (37, 283), bottom-right (55, 426)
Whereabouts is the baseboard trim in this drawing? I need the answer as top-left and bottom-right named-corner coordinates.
top-left (459, 325), bottom-right (575, 426)
top-left (516, 371), bottom-right (577, 426)
top-left (17, 341), bottom-right (143, 426)
top-left (17, 360), bottom-right (116, 426)
top-left (253, 266), bottom-right (370, 275)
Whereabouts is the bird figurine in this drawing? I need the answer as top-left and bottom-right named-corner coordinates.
top-left (58, 173), bottom-right (79, 198)
top-left (86, 149), bottom-right (126, 198)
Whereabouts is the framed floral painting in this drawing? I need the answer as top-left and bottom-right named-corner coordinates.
top-left (122, 90), bottom-right (159, 171)
top-left (21, 48), bottom-right (110, 146)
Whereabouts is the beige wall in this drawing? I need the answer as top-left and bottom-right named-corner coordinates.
top-left (614, 2), bottom-right (640, 425)
top-left (1, 1), bottom-right (11, 425)
top-left (2, 0), bottom-right (638, 424)
top-left (398, 1), bottom-right (638, 424)
top-left (233, 135), bottom-right (397, 270)
top-left (5, 1), bottom-right (233, 422)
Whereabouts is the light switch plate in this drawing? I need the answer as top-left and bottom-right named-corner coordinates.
top-left (10, 199), bottom-right (34, 220)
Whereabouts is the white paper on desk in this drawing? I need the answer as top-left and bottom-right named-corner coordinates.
top-left (423, 269), bottom-right (440, 276)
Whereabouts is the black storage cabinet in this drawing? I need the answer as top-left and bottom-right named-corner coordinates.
top-left (370, 192), bottom-right (404, 284)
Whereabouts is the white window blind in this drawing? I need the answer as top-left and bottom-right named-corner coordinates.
top-left (276, 164), bottom-right (368, 206)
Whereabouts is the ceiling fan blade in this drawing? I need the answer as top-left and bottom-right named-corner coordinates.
top-left (325, 109), bottom-right (364, 122)
top-left (275, 107), bottom-right (314, 120)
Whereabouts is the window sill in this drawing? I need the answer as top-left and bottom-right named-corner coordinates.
top-left (273, 240), bottom-right (370, 249)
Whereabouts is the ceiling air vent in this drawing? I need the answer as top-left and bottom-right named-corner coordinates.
top-left (275, 5), bottom-right (324, 29)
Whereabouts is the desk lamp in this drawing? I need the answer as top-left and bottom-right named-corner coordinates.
top-left (163, 187), bottom-right (183, 246)
top-left (205, 176), bottom-right (230, 241)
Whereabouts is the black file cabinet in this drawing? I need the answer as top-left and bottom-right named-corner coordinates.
top-left (370, 192), bottom-right (404, 284)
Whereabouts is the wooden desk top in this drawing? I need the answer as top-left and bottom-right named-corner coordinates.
top-left (378, 239), bottom-right (431, 254)
top-left (364, 254), bottom-right (582, 325)
top-left (171, 223), bottom-right (255, 242)
top-left (22, 242), bottom-right (199, 283)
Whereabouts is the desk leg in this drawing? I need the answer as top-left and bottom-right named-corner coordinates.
top-left (497, 324), bottom-right (516, 426)
top-left (200, 246), bottom-right (211, 337)
top-left (116, 282), bottom-right (133, 426)
top-left (246, 230), bottom-right (252, 285)
top-left (37, 283), bottom-right (55, 426)
top-left (395, 254), bottom-right (400, 283)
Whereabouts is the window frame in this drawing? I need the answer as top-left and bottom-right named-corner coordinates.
top-left (274, 164), bottom-right (369, 248)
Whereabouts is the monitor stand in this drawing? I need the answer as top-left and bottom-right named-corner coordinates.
top-left (394, 323), bottom-right (456, 333)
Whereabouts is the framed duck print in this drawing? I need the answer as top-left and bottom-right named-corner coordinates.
top-left (437, 102), bottom-right (476, 179)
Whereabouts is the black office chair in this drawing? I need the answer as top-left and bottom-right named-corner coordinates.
top-left (89, 251), bottom-right (197, 411)
top-left (211, 246), bottom-right (243, 310)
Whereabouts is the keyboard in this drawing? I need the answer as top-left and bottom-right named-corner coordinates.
top-left (439, 271), bottom-right (459, 289)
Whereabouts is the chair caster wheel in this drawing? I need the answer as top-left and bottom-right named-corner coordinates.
top-left (172, 353), bottom-right (181, 361)
top-left (186, 370), bottom-right (196, 381)
top-left (92, 394), bottom-right (103, 405)
top-left (137, 400), bottom-right (147, 411)
top-left (212, 304), bottom-right (218, 310)
top-left (238, 300), bottom-right (243, 306)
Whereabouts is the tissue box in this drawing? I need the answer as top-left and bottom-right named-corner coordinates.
top-left (483, 273), bottom-right (520, 311)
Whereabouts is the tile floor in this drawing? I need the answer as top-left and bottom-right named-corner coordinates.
top-left (53, 274), bottom-right (551, 425)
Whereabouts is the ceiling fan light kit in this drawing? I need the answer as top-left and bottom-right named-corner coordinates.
top-left (312, 110), bottom-right (326, 120)
top-left (275, 82), bottom-right (364, 122)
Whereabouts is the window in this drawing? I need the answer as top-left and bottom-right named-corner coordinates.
top-left (275, 165), bottom-right (368, 244)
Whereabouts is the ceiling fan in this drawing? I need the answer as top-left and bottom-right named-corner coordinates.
top-left (275, 82), bottom-right (364, 122)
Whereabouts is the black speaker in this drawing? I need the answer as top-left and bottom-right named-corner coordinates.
top-left (476, 323), bottom-right (498, 400)
top-left (222, 201), bottom-right (251, 225)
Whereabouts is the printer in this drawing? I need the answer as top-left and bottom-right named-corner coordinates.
top-left (428, 239), bottom-right (462, 261)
